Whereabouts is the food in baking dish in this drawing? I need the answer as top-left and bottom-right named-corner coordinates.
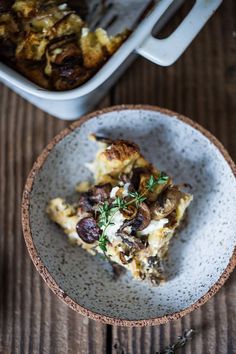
top-left (0, 1), bottom-right (128, 90)
top-left (47, 136), bottom-right (193, 285)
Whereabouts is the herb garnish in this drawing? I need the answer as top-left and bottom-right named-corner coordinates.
top-left (98, 202), bottom-right (119, 251)
top-left (97, 172), bottom-right (169, 252)
top-left (146, 172), bottom-right (169, 192)
top-left (113, 196), bottom-right (127, 210)
top-left (113, 329), bottom-right (195, 354)
top-left (157, 329), bottom-right (195, 354)
top-left (98, 234), bottom-right (109, 252)
top-left (128, 191), bottom-right (146, 207)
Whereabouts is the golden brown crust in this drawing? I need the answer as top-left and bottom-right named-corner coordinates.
top-left (103, 140), bottom-right (140, 162)
top-left (0, 1), bottom-right (128, 91)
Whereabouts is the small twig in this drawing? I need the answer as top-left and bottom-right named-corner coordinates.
top-left (157, 329), bottom-right (195, 354)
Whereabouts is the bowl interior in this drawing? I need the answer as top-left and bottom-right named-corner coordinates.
top-left (28, 108), bottom-right (236, 321)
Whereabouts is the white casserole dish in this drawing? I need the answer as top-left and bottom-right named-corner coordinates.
top-left (0, 0), bottom-right (222, 120)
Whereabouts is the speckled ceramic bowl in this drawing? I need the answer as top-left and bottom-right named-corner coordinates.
top-left (22, 105), bottom-right (236, 326)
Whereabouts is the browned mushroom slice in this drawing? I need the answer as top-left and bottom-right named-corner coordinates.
top-left (119, 173), bottom-right (131, 184)
top-left (130, 167), bottom-right (150, 191)
top-left (76, 216), bottom-right (100, 244)
top-left (131, 202), bottom-right (151, 232)
top-left (118, 231), bottom-right (148, 251)
top-left (48, 34), bottom-right (77, 51)
top-left (121, 204), bottom-right (137, 220)
top-left (150, 186), bottom-right (183, 220)
top-left (77, 193), bottom-right (93, 212)
top-left (51, 43), bottom-right (82, 66)
top-left (89, 183), bottom-right (112, 203)
top-left (53, 13), bottom-right (84, 39)
top-left (51, 63), bottom-right (92, 90)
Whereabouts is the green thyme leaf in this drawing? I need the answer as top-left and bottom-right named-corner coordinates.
top-left (146, 172), bottom-right (169, 192)
top-left (99, 234), bottom-right (109, 252)
top-left (112, 196), bottom-right (126, 210)
top-left (98, 202), bottom-right (120, 253)
top-left (128, 191), bottom-right (140, 199)
top-left (128, 191), bottom-right (146, 207)
top-left (157, 172), bottom-right (169, 185)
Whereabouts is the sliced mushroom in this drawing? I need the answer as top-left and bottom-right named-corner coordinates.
top-left (121, 204), bottom-right (137, 220)
top-left (89, 183), bottom-right (112, 203)
top-left (52, 43), bottom-right (82, 66)
top-left (132, 202), bottom-right (151, 231)
top-left (119, 202), bottom-right (151, 233)
top-left (151, 186), bottom-right (183, 220)
top-left (77, 183), bottom-right (111, 212)
top-left (77, 193), bottom-right (93, 212)
top-left (118, 232), bottom-right (148, 251)
top-left (51, 63), bottom-right (91, 90)
top-left (76, 216), bottom-right (100, 244)
top-left (130, 167), bottom-right (149, 190)
top-left (119, 173), bottom-right (130, 184)
top-left (48, 34), bottom-right (77, 52)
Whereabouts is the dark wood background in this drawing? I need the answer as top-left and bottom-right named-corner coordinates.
top-left (0, 1), bottom-right (235, 353)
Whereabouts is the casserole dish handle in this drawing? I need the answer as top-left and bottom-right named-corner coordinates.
top-left (136, 0), bottom-right (223, 66)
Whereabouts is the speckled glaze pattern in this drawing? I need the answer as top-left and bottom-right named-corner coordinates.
top-left (22, 106), bottom-right (236, 326)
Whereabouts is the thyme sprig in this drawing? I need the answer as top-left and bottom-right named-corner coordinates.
top-left (128, 191), bottom-right (147, 207)
top-left (97, 172), bottom-right (169, 251)
top-left (113, 328), bottom-right (195, 354)
top-left (98, 202), bottom-right (119, 251)
top-left (146, 172), bottom-right (169, 192)
top-left (157, 329), bottom-right (195, 354)
top-left (113, 196), bottom-right (127, 210)
top-left (98, 234), bottom-right (109, 252)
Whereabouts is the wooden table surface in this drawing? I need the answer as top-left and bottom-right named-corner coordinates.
top-left (0, 1), bottom-right (235, 353)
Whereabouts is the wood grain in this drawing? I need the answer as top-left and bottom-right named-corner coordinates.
top-left (0, 0), bottom-right (235, 353)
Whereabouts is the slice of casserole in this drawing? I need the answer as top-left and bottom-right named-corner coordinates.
top-left (0, 0), bottom-right (128, 90)
top-left (47, 136), bottom-right (192, 285)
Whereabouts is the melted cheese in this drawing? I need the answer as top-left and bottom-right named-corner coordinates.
top-left (104, 211), bottom-right (125, 242)
top-left (110, 186), bottom-right (119, 199)
top-left (139, 219), bottom-right (169, 235)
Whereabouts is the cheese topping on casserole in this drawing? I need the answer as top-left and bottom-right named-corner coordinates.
top-left (47, 136), bottom-right (193, 285)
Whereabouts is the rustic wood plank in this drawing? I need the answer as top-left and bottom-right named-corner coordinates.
top-left (111, 1), bottom-right (236, 354)
top-left (0, 90), bottom-right (108, 354)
